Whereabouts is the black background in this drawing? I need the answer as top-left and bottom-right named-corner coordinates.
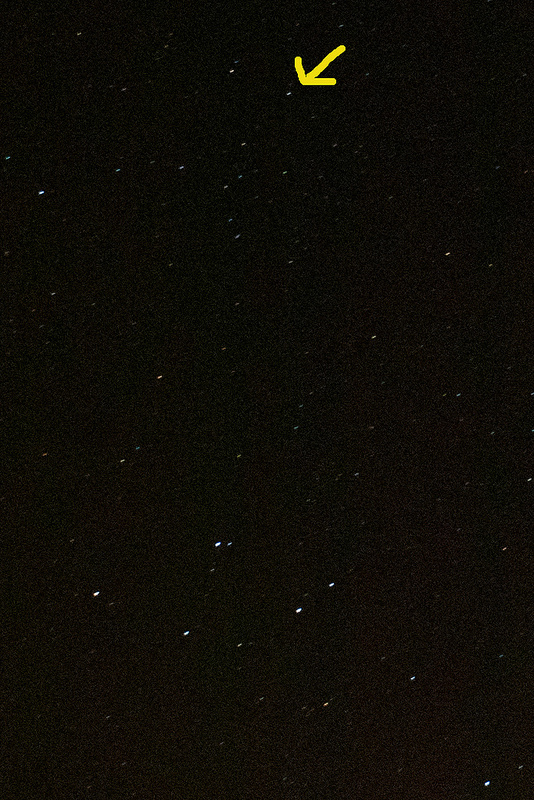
top-left (2, 1), bottom-right (534, 797)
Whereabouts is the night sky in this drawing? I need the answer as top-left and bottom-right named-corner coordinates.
top-left (3, 1), bottom-right (534, 798)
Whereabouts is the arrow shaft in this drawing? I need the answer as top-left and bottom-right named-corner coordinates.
top-left (308, 45), bottom-right (346, 79)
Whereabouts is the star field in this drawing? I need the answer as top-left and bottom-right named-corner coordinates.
top-left (3, 1), bottom-right (534, 798)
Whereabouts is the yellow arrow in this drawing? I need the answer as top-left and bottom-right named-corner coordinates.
top-left (295, 45), bottom-right (346, 85)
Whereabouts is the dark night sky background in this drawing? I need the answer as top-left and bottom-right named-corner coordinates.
top-left (2, 1), bottom-right (534, 798)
